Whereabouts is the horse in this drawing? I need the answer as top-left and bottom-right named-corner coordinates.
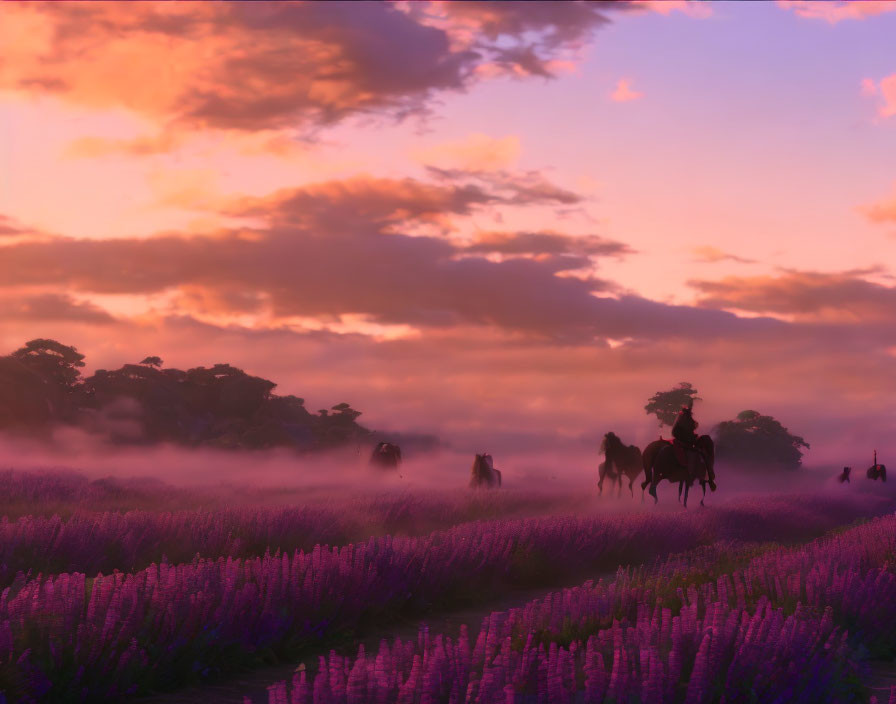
top-left (470, 453), bottom-right (502, 488)
top-left (598, 431), bottom-right (643, 497)
top-left (867, 450), bottom-right (887, 482)
top-left (837, 466), bottom-right (852, 484)
top-left (641, 434), bottom-right (716, 507)
top-left (370, 442), bottom-right (402, 469)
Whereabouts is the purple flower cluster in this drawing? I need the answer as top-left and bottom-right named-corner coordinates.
top-left (0, 493), bottom-right (890, 701)
top-left (0, 490), bottom-right (883, 591)
top-left (265, 515), bottom-right (896, 703)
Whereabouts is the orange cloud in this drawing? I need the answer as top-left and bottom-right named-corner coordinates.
top-left (860, 183), bottom-right (896, 223)
top-left (411, 134), bottom-right (521, 172)
top-left (610, 79), bottom-right (643, 103)
top-left (689, 268), bottom-right (896, 323)
top-left (691, 246), bottom-right (755, 264)
top-left (778, 0), bottom-right (896, 23)
top-left (1, 1), bottom-right (630, 141)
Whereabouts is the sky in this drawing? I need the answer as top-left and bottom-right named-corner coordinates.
top-left (2, 0), bottom-right (896, 464)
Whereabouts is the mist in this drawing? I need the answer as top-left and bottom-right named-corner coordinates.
top-left (0, 425), bottom-right (889, 509)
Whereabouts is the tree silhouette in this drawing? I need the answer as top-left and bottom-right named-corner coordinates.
top-left (12, 339), bottom-right (85, 389)
top-left (645, 382), bottom-right (702, 427)
top-left (1, 339), bottom-right (373, 453)
top-left (713, 410), bottom-right (810, 470)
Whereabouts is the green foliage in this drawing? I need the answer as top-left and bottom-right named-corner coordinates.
top-left (714, 409), bottom-right (810, 470)
top-left (644, 382), bottom-right (702, 427)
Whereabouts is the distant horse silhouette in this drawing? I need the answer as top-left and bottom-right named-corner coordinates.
top-left (598, 431), bottom-right (643, 497)
top-left (470, 453), bottom-right (502, 488)
top-left (837, 466), bottom-right (852, 484)
top-left (642, 434), bottom-right (716, 507)
top-left (867, 450), bottom-right (887, 482)
top-left (370, 442), bottom-right (402, 469)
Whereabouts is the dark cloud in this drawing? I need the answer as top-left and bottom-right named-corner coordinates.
top-left (689, 269), bottom-right (896, 323)
top-left (227, 176), bottom-right (500, 229)
top-left (466, 231), bottom-right (634, 258)
top-left (433, 1), bottom-right (628, 76)
top-left (7, 1), bottom-right (631, 134)
top-left (0, 172), bottom-right (784, 345)
top-left (425, 167), bottom-right (583, 207)
top-left (0, 215), bottom-right (38, 238)
top-left (0, 293), bottom-right (116, 324)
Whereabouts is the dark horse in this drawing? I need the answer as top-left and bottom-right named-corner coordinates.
top-left (867, 450), bottom-right (887, 482)
top-left (370, 442), bottom-right (402, 469)
top-left (641, 404), bottom-right (716, 507)
top-left (837, 466), bottom-right (852, 484)
top-left (470, 453), bottom-right (502, 488)
top-left (598, 431), bottom-right (643, 497)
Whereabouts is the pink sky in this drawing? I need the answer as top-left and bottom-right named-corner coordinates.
top-left (2, 1), bottom-right (896, 464)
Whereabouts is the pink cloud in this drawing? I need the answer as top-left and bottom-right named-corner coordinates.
top-left (636, 2), bottom-right (714, 19)
top-left (689, 268), bottom-right (896, 324)
top-left (411, 133), bottom-right (521, 172)
top-left (860, 74), bottom-right (896, 118)
top-left (611, 79), bottom-right (644, 103)
top-left (860, 182), bottom-right (896, 223)
top-left (0, 1), bottom-right (630, 139)
top-left (778, 0), bottom-right (896, 23)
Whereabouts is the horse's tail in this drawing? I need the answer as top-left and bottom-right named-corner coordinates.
top-left (696, 435), bottom-right (715, 478)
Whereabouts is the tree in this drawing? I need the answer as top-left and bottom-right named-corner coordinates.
top-left (0, 356), bottom-right (61, 429)
top-left (645, 382), bottom-right (702, 428)
top-left (713, 410), bottom-right (810, 470)
top-left (11, 339), bottom-right (85, 389)
top-left (140, 356), bottom-right (163, 368)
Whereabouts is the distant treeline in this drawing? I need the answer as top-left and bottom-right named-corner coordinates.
top-left (0, 338), bottom-right (437, 453)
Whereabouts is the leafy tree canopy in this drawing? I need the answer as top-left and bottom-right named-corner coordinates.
top-left (714, 409), bottom-right (810, 470)
top-left (12, 339), bottom-right (85, 389)
top-left (0, 340), bottom-right (372, 453)
top-left (645, 382), bottom-right (702, 427)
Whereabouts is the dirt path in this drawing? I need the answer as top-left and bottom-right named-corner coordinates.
top-left (138, 572), bottom-right (613, 704)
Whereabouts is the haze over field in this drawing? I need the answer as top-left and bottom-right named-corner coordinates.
top-left (3, 1), bottom-right (896, 468)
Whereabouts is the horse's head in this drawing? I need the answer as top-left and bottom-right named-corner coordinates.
top-left (601, 432), bottom-right (619, 454)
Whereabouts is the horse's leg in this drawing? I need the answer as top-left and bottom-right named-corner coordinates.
top-left (629, 475), bottom-right (635, 498)
top-left (683, 481), bottom-right (690, 508)
top-left (678, 481), bottom-right (684, 503)
top-left (700, 481), bottom-right (706, 508)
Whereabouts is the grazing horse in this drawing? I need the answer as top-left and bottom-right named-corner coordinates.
top-left (470, 453), bottom-right (502, 488)
top-left (867, 450), bottom-right (887, 482)
top-left (641, 434), bottom-right (716, 507)
top-left (370, 442), bottom-right (402, 469)
top-left (598, 431), bottom-right (643, 497)
top-left (837, 466), bottom-right (852, 484)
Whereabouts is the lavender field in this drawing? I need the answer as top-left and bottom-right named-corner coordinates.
top-left (0, 467), bottom-right (892, 703)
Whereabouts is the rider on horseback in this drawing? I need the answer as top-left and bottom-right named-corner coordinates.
top-left (672, 404), bottom-right (716, 491)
